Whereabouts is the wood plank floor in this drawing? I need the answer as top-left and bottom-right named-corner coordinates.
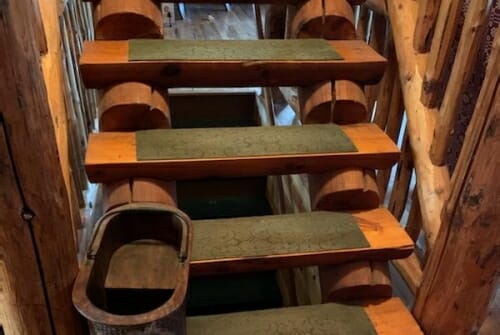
top-left (164, 4), bottom-right (258, 40)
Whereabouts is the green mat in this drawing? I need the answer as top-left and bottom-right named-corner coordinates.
top-left (129, 39), bottom-right (343, 61)
top-left (136, 124), bottom-right (357, 161)
top-left (192, 212), bottom-right (370, 260)
top-left (187, 302), bottom-right (377, 335)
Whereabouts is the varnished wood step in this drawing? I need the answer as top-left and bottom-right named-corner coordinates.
top-left (187, 298), bottom-right (423, 335)
top-left (85, 124), bottom-right (400, 183)
top-left (80, 40), bottom-right (386, 88)
top-left (86, 0), bottom-right (365, 5)
top-left (190, 208), bottom-right (413, 276)
top-left (105, 208), bottom-right (413, 288)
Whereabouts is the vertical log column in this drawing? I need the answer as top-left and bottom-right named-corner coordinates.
top-left (92, 0), bottom-right (177, 216)
top-left (290, 0), bottom-right (391, 302)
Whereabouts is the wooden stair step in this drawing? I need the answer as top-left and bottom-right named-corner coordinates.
top-left (85, 123), bottom-right (400, 183)
top-left (80, 40), bottom-right (386, 88)
top-left (190, 208), bottom-right (413, 276)
top-left (85, 0), bottom-right (366, 5)
top-left (187, 298), bottom-right (423, 335)
top-left (105, 208), bottom-right (413, 288)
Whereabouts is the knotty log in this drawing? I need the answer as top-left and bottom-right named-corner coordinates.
top-left (321, 261), bottom-right (392, 302)
top-left (290, 0), bottom-right (356, 39)
top-left (387, 0), bottom-right (450, 250)
top-left (421, 0), bottom-right (463, 108)
top-left (0, 0), bottom-right (85, 333)
top-left (414, 59), bottom-right (499, 335)
top-left (99, 82), bottom-right (171, 131)
top-left (414, 0), bottom-right (441, 52)
top-left (94, 0), bottom-right (163, 40)
top-left (430, 0), bottom-right (492, 165)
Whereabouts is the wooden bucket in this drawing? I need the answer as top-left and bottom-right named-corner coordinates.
top-left (73, 203), bottom-right (192, 334)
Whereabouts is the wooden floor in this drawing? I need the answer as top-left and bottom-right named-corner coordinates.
top-left (164, 4), bottom-right (258, 40)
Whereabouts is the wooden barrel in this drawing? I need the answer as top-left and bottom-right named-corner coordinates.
top-left (94, 0), bottom-right (163, 40)
top-left (99, 82), bottom-right (171, 132)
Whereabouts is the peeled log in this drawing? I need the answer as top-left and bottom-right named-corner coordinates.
top-left (290, 0), bottom-right (356, 39)
top-left (99, 82), bottom-right (171, 131)
top-left (94, 0), bottom-right (163, 40)
top-left (320, 261), bottom-right (392, 302)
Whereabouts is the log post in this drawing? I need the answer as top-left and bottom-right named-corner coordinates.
top-left (413, 30), bottom-right (500, 333)
top-left (0, 0), bottom-right (85, 333)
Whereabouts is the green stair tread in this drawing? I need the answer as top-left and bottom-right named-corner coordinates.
top-left (187, 302), bottom-right (377, 335)
top-left (192, 212), bottom-right (369, 261)
top-left (129, 39), bottom-right (343, 61)
top-left (136, 124), bottom-right (357, 160)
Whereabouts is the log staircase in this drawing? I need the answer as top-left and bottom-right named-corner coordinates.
top-left (73, 0), bottom-right (424, 333)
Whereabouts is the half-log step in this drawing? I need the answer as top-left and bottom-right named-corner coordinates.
top-left (85, 123), bottom-right (400, 183)
top-left (187, 298), bottom-right (423, 334)
top-left (80, 39), bottom-right (386, 88)
top-left (105, 208), bottom-right (413, 287)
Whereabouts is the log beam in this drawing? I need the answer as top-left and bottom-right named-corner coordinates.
top-left (0, 0), bottom-right (85, 333)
